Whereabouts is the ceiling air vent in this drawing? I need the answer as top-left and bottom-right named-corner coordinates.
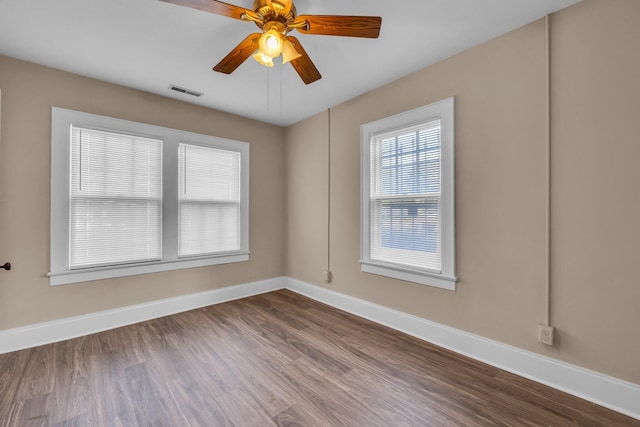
top-left (169, 85), bottom-right (203, 98)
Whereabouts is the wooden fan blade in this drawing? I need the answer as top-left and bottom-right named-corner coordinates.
top-left (159, 0), bottom-right (255, 20)
top-left (213, 33), bottom-right (261, 74)
top-left (295, 15), bottom-right (381, 38)
top-left (286, 36), bottom-right (321, 84)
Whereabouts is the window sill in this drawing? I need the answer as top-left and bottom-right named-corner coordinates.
top-left (360, 261), bottom-right (456, 291)
top-left (48, 252), bottom-right (250, 286)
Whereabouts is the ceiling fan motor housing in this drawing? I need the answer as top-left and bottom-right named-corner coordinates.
top-left (253, 0), bottom-right (297, 31)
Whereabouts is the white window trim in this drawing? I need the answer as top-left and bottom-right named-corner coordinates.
top-left (50, 107), bottom-right (249, 286)
top-left (360, 98), bottom-right (456, 291)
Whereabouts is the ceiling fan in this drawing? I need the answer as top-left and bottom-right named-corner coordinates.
top-left (159, 0), bottom-right (382, 84)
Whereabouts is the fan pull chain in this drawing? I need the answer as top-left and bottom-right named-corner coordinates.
top-left (266, 66), bottom-right (270, 111)
top-left (280, 63), bottom-right (283, 122)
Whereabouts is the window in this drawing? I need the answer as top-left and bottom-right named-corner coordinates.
top-left (50, 108), bottom-right (249, 285)
top-left (360, 98), bottom-right (456, 290)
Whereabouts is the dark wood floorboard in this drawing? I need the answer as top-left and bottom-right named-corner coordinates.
top-left (0, 289), bottom-right (638, 426)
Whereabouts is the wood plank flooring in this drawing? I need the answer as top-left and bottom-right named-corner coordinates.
top-left (0, 289), bottom-right (638, 426)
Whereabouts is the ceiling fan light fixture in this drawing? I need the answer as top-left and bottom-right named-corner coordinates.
top-left (253, 28), bottom-right (285, 67)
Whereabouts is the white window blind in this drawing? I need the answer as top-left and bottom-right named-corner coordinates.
top-left (178, 143), bottom-right (241, 257)
top-left (370, 120), bottom-right (442, 272)
top-left (69, 127), bottom-right (162, 269)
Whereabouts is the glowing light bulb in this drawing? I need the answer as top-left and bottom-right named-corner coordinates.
top-left (258, 29), bottom-right (283, 58)
top-left (266, 34), bottom-right (279, 51)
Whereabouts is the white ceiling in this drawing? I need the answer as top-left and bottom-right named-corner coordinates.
top-left (0, 0), bottom-right (580, 126)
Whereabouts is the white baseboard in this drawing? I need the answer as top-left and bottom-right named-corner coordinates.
top-left (0, 276), bottom-right (284, 354)
top-left (284, 277), bottom-right (640, 421)
top-left (1, 275), bottom-right (638, 420)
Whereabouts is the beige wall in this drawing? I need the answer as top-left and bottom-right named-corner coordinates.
top-left (285, 111), bottom-right (329, 284)
top-left (0, 55), bottom-right (286, 329)
top-left (285, 0), bottom-right (640, 384)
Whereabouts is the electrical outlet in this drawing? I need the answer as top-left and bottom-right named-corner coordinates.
top-left (323, 270), bottom-right (332, 283)
top-left (538, 324), bottom-right (555, 345)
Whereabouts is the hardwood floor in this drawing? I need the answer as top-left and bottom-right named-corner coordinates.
top-left (0, 289), bottom-right (638, 426)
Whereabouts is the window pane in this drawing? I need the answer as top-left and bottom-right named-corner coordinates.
top-left (178, 143), bottom-right (241, 257)
top-left (70, 199), bottom-right (161, 268)
top-left (371, 198), bottom-right (441, 271)
top-left (379, 200), bottom-right (439, 252)
top-left (179, 202), bottom-right (240, 256)
top-left (374, 120), bottom-right (441, 196)
top-left (71, 128), bottom-right (162, 198)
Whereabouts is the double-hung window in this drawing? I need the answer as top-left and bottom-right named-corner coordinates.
top-left (360, 98), bottom-right (456, 290)
top-left (50, 108), bottom-right (249, 285)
